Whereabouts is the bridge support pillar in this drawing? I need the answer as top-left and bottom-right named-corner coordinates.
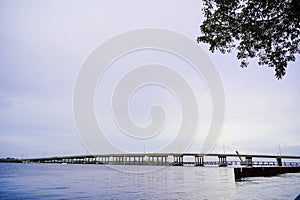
top-left (141, 156), bottom-right (145, 165)
top-left (245, 156), bottom-right (253, 166)
top-left (148, 156), bottom-right (153, 165)
top-left (103, 157), bottom-right (107, 164)
top-left (195, 156), bottom-right (204, 166)
top-left (123, 156), bottom-right (127, 164)
top-left (218, 156), bottom-right (227, 167)
top-left (162, 156), bottom-right (168, 165)
top-left (276, 157), bottom-right (282, 166)
top-left (173, 156), bottom-right (183, 166)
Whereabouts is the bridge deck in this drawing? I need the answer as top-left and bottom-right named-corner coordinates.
top-left (21, 153), bottom-right (300, 162)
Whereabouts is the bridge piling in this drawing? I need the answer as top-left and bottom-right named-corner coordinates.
top-left (173, 156), bottom-right (183, 166)
top-left (245, 156), bottom-right (253, 166)
top-left (218, 156), bottom-right (227, 167)
top-left (195, 156), bottom-right (204, 166)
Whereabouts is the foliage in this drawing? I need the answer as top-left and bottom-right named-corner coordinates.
top-left (197, 0), bottom-right (300, 79)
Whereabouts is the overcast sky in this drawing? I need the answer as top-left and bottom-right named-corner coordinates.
top-left (1, 0), bottom-right (299, 158)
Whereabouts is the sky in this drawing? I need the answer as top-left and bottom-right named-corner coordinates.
top-left (0, 0), bottom-right (299, 158)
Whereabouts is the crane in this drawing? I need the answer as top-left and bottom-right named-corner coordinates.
top-left (236, 151), bottom-right (245, 165)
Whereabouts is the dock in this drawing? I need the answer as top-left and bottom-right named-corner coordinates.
top-left (234, 166), bottom-right (300, 180)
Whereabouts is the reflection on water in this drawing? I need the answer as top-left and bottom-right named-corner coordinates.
top-left (0, 163), bottom-right (299, 199)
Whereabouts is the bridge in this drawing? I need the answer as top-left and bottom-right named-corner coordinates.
top-left (14, 153), bottom-right (300, 167)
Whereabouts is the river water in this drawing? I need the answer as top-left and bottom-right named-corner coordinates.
top-left (0, 163), bottom-right (299, 199)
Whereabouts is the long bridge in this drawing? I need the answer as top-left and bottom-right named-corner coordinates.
top-left (5, 153), bottom-right (300, 167)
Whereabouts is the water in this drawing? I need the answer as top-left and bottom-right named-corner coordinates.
top-left (0, 163), bottom-right (299, 199)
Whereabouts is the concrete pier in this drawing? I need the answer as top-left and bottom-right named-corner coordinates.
top-left (195, 156), bottom-right (204, 166)
top-left (218, 156), bottom-right (227, 167)
top-left (173, 156), bottom-right (183, 166)
top-left (245, 156), bottom-right (253, 166)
